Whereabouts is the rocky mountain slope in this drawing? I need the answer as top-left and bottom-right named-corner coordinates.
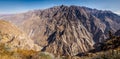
top-left (115, 29), bottom-right (120, 36)
top-left (0, 5), bottom-right (120, 56)
top-left (0, 20), bottom-right (41, 51)
top-left (21, 5), bottom-right (95, 56)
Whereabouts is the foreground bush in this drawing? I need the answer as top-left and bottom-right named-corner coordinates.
top-left (0, 44), bottom-right (54, 59)
top-left (91, 48), bottom-right (120, 59)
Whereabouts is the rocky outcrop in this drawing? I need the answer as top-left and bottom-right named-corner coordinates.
top-left (20, 5), bottom-right (94, 56)
top-left (0, 20), bottom-right (41, 51)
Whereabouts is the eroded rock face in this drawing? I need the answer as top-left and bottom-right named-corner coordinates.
top-left (21, 5), bottom-right (94, 56)
top-left (0, 20), bottom-right (41, 51)
top-left (0, 5), bottom-right (120, 56)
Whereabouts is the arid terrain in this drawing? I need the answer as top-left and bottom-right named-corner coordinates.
top-left (0, 5), bottom-right (120, 59)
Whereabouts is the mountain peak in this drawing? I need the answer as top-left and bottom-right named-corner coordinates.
top-left (0, 5), bottom-right (120, 56)
top-left (60, 5), bottom-right (67, 8)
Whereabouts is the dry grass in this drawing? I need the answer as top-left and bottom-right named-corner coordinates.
top-left (0, 44), bottom-right (55, 59)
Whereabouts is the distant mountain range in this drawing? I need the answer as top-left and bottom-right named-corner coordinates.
top-left (0, 5), bottom-right (120, 56)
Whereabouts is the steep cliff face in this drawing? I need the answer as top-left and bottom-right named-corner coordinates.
top-left (21, 5), bottom-right (94, 56)
top-left (0, 5), bottom-right (120, 56)
top-left (0, 20), bottom-right (41, 51)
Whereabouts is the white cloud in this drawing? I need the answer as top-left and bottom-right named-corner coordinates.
top-left (113, 11), bottom-right (120, 15)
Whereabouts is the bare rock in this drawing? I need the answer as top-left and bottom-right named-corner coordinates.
top-left (0, 20), bottom-right (41, 51)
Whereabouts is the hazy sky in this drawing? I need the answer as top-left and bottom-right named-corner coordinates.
top-left (0, 0), bottom-right (120, 15)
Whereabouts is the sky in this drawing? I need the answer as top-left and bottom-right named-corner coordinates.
top-left (0, 0), bottom-right (120, 15)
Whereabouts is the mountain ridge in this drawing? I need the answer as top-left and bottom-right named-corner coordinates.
top-left (0, 5), bottom-right (120, 56)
